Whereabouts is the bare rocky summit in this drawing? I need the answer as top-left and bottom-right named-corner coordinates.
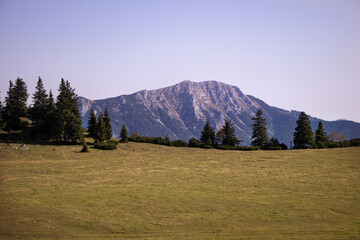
top-left (78, 81), bottom-right (360, 146)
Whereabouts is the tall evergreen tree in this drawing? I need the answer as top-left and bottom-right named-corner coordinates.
top-left (87, 108), bottom-right (97, 138)
top-left (120, 124), bottom-right (128, 143)
top-left (3, 81), bottom-right (14, 135)
top-left (103, 107), bottom-right (112, 140)
top-left (45, 90), bottom-right (57, 140)
top-left (96, 113), bottom-right (106, 142)
top-left (3, 78), bottom-right (29, 135)
top-left (251, 109), bottom-right (269, 149)
top-left (29, 77), bottom-right (48, 138)
top-left (293, 112), bottom-right (315, 149)
top-left (0, 94), bottom-right (2, 128)
top-left (55, 79), bottom-right (83, 143)
top-left (315, 121), bottom-right (328, 148)
top-left (216, 118), bottom-right (240, 146)
top-left (200, 121), bottom-right (215, 145)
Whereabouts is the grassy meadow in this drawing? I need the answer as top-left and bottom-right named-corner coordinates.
top-left (0, 142), bottom-right (359, 239)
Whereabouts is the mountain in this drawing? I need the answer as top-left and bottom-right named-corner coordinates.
top-left (78, 81), bottom-right (360, 146)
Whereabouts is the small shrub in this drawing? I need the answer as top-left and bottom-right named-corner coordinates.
top-left (94, 141), bottom-right (117, 150)
top-left (326, 141), bottom-right (340, 148)
top-left (188, 138), bottom-right (201, 148)
top-left (107, 140), bottom-right (119, 145)
top-left (172, 139), bottom-right (188, 147)
top-left (81, 142), bottom-right (90, 152)
top-left (216, 145), bottom-right (259, 151)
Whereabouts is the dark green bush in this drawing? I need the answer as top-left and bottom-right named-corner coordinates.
top-left (326, 141), bottom-right (340, 148)
top-left (81, 142), bottom-right (90, 152)
top-left (172, 139), bottom-right (188, 147)
top-left (216, 145), bottom-right (259, 151)
top-left (188, 138), bottom-right (201, 148)
top-left (94, 141), bottom-right (117, 150)
top-left (107, 140), bottom-right (119, 145)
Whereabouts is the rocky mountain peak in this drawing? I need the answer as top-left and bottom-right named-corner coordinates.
top-left (78, 80), bottom-right (360, 146)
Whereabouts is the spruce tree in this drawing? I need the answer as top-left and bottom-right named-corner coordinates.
top-left (29, 77), bottom-right (48, 138)
top-left (0, 95), bottom-right (2, 128)
top-left (96, 113), bottom-right (106, 142)
top-left (315, 121), bottom-right (328, 148)
top-left (251, 109), bottom-right (269, 149)
top-left (120, 124), bottom-right (128, 143)
top-left (165, 134), bottom-right (172, 146)
top-left (45, 90), bottom-right (57, 140)
top-left (103, 107), bottom-right (112, 140)
top-left (55, 79), bottom-right (83, 143)
top-left (293, 112), bottom-right (315, 149)
top-left (216, 118), bottom-right (240, 146)
top-left (200, 121), bottom-right (215, 145)
top-left (3, 78), bottom-right (29, 135)
top-left (87, 108), bottom-right (97, 138)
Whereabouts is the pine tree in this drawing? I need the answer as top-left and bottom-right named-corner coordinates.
top-left (103, 107), bottom-right (112, 140)
top-left (315, 121), bottom-right (328, 148)
top-left (3, 81), bottom-right (14, 135)
top-left (3, 78), bottom-right (29, 135)
top-left (216, 118), bottom-right (240, 146)
top-left (200, 121), bottom-right (215, 145)
top-left (45, 90), bottom-right (57, 140)
top-left (293, 112), bottom-right (315, 149)
top-left (29, 77), bottom-right (48, 138)
top-left (165, 134), bottom-right (172, 146)
top-left (120, 124), bottom-right (128, 143)
top-left (87, 108), bottom-right (97, 138)
top-left (251, 109), bottom-right (269, 149)
top-left (0, 94), bottom-right (2, 128)
top-left (55, 78), bottom-right (83, 143)
top-left (96, 113), bottom-right (106, 142)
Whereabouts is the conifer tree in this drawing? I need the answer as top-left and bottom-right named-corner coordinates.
top-left (95, 113), bottom-right (106, 142)
top-left (216, 118), bottom-right (240, 146)
top-left (0, 95), bottom-right (2, 128)
top-left (200, 121), bottom-right (215, 145)
top-left (29, 77), bottom-right (48, 138)
top-left (3, 78), bottom-right (29, 135)
top-left (315, 121), bottom-right (328, 148)
top-left (165, 134), bottom-right (172, 146)
top-left (120, 124), bottom-right (128, 143)
top-left (45, 90), bottom-right (57, 140)
top-left (251, 109), bottom-right (269, 149)
top-left (293, 112), bottom-right (315, 149)
top-left (103, 107), bottom-right (112, 140)
top-left (55, 78), bottom-right (83, 143)
top-left (87, 108), bottom-right (97, 138)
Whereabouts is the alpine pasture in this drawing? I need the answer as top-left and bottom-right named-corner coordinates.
top-left (0, 142), bottom-right (359, 239)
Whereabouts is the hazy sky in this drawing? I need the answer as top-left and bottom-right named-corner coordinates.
top-left (1, 0), bottom-right (359, 122)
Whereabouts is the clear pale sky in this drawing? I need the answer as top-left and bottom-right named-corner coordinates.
top-left (0, 0), bottom-right (359, 122)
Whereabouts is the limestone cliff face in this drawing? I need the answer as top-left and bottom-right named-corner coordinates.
top-left (78, 81), bottom-right (360, 146)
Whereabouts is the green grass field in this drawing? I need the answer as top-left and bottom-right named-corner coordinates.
top-left (0, 142), bottom-right (359, 239)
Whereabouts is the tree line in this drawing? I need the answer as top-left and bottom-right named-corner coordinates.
top-left (1, 77), bottom-right (83, 144)
top-left (1, 77), bottom-right (359, 150)
top-left (250, 110), bottom-right (360, 149)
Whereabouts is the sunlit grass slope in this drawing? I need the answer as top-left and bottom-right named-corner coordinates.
top-left (0, 142), bottom-right (359, 239)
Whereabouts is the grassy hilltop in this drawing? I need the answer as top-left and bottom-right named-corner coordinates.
top-left (0, 142), bottom-right (359, 239)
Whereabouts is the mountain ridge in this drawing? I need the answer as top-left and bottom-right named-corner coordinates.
top-left (78, 80), bottom-right (360, 146)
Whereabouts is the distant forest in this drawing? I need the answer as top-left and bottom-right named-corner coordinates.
top-left (1, 77), bottom-right (359, 151)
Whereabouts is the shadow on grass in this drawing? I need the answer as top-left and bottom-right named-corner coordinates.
top-left (0, 131), bottom-right (93, 146)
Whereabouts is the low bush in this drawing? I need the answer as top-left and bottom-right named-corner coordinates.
top-left (94, 141), bottom-right (117, 150)
top-left (216, 145), bottom-right (260, 151)
top-left (107, 140), bottom-right (119, 145)
top-left (80, 142), bottom-right (90, 153)
top-left (172, 139), bottom-right (187, 147)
